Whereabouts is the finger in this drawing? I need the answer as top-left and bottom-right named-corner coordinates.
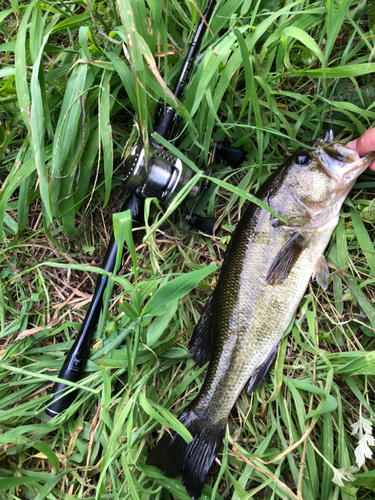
top-left (347, 128), bottom-right (375, 157)
top-left (346, 139), bottom-right (357, 151)
top-left (370, 160), bottom-right (375, 171)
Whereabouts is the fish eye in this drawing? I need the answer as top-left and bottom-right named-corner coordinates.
top-left (296, 153), bottom-right (311, 166)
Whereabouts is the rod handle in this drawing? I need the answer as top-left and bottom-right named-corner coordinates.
top-left (45, 190), bottom-right (145, 416)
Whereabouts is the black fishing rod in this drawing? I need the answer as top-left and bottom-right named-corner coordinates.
top-left (45, 0), bottom-right (218, 416)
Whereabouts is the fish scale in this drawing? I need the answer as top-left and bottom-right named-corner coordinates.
top-left (191, 203), bottom-right (337, 421)
top-left (147, 134), bottom-right (375, 500)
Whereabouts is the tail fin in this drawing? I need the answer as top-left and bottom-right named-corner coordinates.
top-left (146, 407), bottom-right (226, 500)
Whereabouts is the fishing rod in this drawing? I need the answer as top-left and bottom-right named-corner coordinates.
top-left (45, 0), bottom-right (244, 416)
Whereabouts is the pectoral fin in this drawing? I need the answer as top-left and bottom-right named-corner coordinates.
top-left (266, 232), bottom-right (306, 285)
top-left (189, 294), bottom-right (215, 366)
top-left (247, 344), bottom-right (279, 393)
top-left (312, 255), bottom-right (329, 290)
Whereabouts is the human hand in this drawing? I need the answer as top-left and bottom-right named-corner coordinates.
top-left (347, 128), bottom-right (375, 171)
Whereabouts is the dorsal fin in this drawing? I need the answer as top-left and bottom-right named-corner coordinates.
top-left (189, 294), bottom-right (215, 366)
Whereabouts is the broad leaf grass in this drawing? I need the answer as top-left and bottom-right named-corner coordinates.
top-left (1, 0), bottom-right (375, 498)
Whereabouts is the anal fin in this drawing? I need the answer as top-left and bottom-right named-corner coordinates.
top-left (189, 294), bottom-right (215, 366)
top-left (247, 343), bottom-right (279, 393)
top-left (266, 232), bottom-right (306, 285)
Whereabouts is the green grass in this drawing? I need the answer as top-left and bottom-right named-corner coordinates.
top-left (1, 0), bottom-right (375, 498)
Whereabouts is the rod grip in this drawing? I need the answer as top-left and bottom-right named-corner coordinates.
top-left (45, 190), bottom-right (145, 416)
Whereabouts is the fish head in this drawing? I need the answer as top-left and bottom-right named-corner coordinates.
top-left (276, 131), bottom-right (375, 229)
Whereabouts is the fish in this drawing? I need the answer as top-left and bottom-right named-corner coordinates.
top-left (146, 131), bottom-right (375, 499)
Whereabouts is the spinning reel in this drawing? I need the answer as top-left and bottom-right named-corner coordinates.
top-left (45, 0), bottom-right (245, 416)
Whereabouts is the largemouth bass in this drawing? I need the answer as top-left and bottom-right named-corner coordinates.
top-left (147, 132), bottom-right (375, 499)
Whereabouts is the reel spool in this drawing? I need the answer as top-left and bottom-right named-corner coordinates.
top-left (123, 142), bottom-right (199, 205)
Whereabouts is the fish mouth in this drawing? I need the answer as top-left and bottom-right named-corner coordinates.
top-left (316, 130), bottom-right (375, 184)
top-left (339, 155), bottom-right (374, 184)
top-left (318, 144), bottom-right (373, 186)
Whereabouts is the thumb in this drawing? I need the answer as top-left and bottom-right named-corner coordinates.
top-left (347, 128), bottom-right (375, 157)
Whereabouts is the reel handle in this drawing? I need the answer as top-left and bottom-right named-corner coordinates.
top-left (45, 190), bottom-right (145, 416)
top-left (216, 142), bottom-right (246, 168)
top-left (185, 214), bottom-right (216, 235)
top-left (185, 141), bottom-right (246, 234)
